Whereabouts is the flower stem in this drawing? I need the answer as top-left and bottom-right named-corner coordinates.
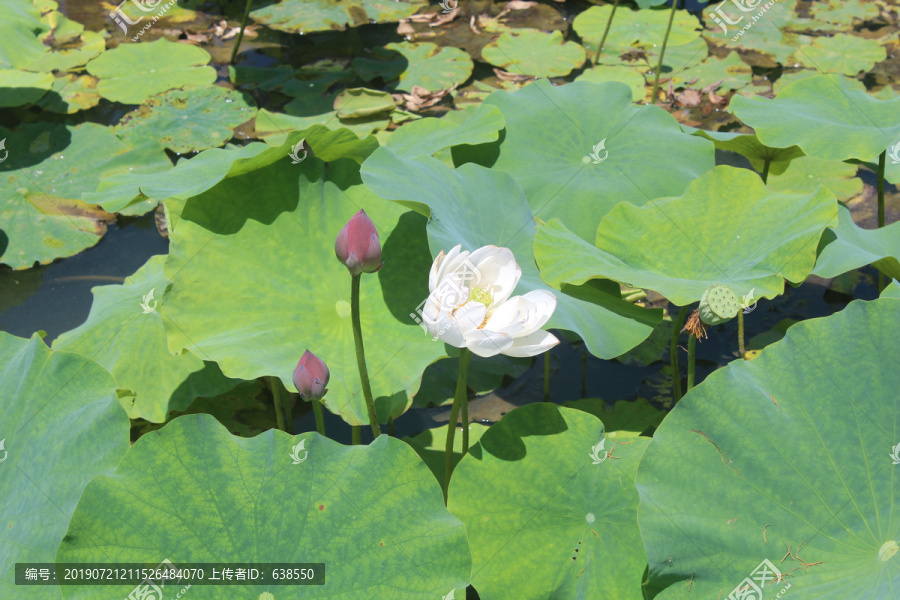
top-left (351, 274), bottom-right (382, 439)
top-left (312, 398), bottom-right (326, 437)
top-left (268, 376), bottom-right (286, 432)
top-left (650, 0), bottom-right (680, 103)
top-left (543, 352), bottom-right (551, 402)
top-left (877, 149), bottom-right (886, 292)
top-left (444, 347), bottom-right (472, 503)
top-left (670, 305), bottom-right (689, 402)
top-left (686, 334), bottom-right (696, 391)
top-left (229, 0), bottom-right (254, 65)
top-left (352, 425), bottom-right (361, 445)
top-left (761, 157), bottom-right (771, 184)
top-left (593, 0), bottom-right (620, 65)
top-left (738, 309), bottom-right (746, 359)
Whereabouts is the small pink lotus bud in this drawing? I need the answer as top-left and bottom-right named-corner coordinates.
top-left (335, 209), bottom-right (383, 275)
top-left (293, 350), bottom-right (329, 401)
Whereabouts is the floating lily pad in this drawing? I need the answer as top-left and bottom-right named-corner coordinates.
top-left (115, 85), bottom-right (256, 154)
top-left (709, 1), bottom-right (813, 64)
top-left (449, 403), bottom-right (650, 600)
top-left (0, 332), bottom-right (129, 600)
top-left (86, 38), bottom-right (216, 104)
top-left (404, 421), bottom-right (490, 483)
top-left (791, 34), bottom-right (886, 76)
top-left (474, 79), bottom-right (714, 242)
top-left (35, 74), bottom-right (101, 114)
top-left (809, 0), bottom-right (881, 26)
top-left (361, 146), bottom-right (663, 360)
top-left (334, 87), bottom-right (397, 119)
top-left (636, 37), bottom-right (709, 75)
top-left (58, 414), bottom-right (471, 599)
top-left (0, 122), bottom-right (170, 269)
top-left (0, 0), bottom-right (49, 69)
top-left (482, 29), bottom-right (586, 78)
top-left (254, 107), bottom-right (389, 145)
top-left (667, 50), bottom-right (752, 91)
top-left (370, 42), bottom-right (474, 92)
top-left (731, 74), bottom-right (900, 162)
top-left (163, 131), bottom-right (446, 426)
top-left (0, 68), bottom-right (53, 106)
top-left (52, 255), bottom-right (239, 423)
top-left (27, 29), bottom-right (105, 73)
top-left (574, 65), bottom-right (646, 102)
top-left (250, 0), bottom-right (427, 34)
top-left (812, 203), bottom-right (900, 281)
top-left (574, 5), bottom-right (701, 54)
top-left (636, 298), bottom-right (900, 599)
top-left (766, 156), bottom-right (863, 200)
top-left (534, 166), bottom-right (838, 306)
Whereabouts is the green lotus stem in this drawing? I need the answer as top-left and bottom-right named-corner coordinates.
top-left (878, 149), bottom-right (886, 291)
top-left (593, 0), bottom-right (621, 65)
top-left (351, 274), bottom-right (382, 439)
top-left (388, 416), bottom-right (396, 437)
top-left (229, 0), bottom-right (254, 65)
top-left (268, 376), bottom-right (286, 432)
top-left (670, 305), bottom-right (689, 402)
top-left (543, 352), bottom-right (551, 402)
top-left (311, 397), bottom-right (326, 437)
top-left (686, 334), bottom-right (696, 391)
top-left (623, 290), bottom-right (647, 303)
top-left (738, 310), bottom-right (746, 359)
top-left (650, 0), bottom-right (681, 103)
top-left (444, 348), bottom-right (472, 503)
top-left (761, 157), bottom-right (771, 184)
top-left (352, 425), bottom-right (361, 445)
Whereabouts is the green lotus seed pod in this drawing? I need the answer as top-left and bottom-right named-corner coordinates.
top-left (699, 284), bottom-right (740, 325)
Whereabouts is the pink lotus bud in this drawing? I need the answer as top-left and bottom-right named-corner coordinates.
top-left (335, 209), bottom-right (383, 275)
top-left (293, 350), bottom-right (329, 401)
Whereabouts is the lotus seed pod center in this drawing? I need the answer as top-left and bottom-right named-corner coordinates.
top-left (468, 288), bottom-right (493, 306)
top-left (878, 540), bottom-right (898, 561)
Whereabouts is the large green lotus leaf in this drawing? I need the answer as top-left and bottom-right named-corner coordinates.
top-left (361, 148), bottom-right (662, 359)
top-left (534, 166), bottom-right (838, 306)
top-left (383, 41), bottom-right (473, 92)
top-left (0, 68), bottom-right (53, 106)
top-left (481, 29), bottom-right (586, 78)
top-left (163, 132), bottom-right (445, 426)
top-left (26, 29), bottom-right (105, 73)
top-left (478, 79), bottom-right (714, 242)
top-left (636, 298), bottom-right (900, 600)
top-left (255, 107), bottom-right (389, 145)
top-left (767, 156), bottom-right (863, 201)
top-left (573, 5), bottom-right (701, 54)
top-left (115, 85), bottom-right (256, 153)
top-left (0, 332), bottom-right (129, 600)
top-left (86, 38), bottom-right (216, 104)
top-left (882, 280), bottom-right (900, 298)
top-left (684, 127), bottom-right (804, 176)
top-left (812, 203), bottom-right (900, 280)
top-left (57, 413), bottom-right (470, 599)
top-left (0, 0), bottom-right (49, 69)
top-left (35, 73), bottom-right (101, 114)
top-left (634, 37), bottom-right (708, 76)
top-left (404, 422), bottom-right (490, 483)
top-left (731, 74), bottom-right (900, 162)
top-left (387, 103), bottom-right (504, 159)
top-left (449, 403), bottom-right (650, 600)
top-left (574, 65), bottom-right (646, 102)
top-left (52, 255), bottom-right (238, 423)
top-left (791, 34), bottom-right (886, 76)
top-left (564, 397), bottom-right (665, 438)
top-left (0, 122), bottom-right (170, 269)
top-left (250, 0), bottom-right (427, 34)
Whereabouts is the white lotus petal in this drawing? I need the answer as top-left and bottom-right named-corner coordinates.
top-left (503, 330), bottom-right (560, 357)
top-left (428, 303), bottom-right (467, 348)
top-left (463, 328), bottom-right (514, 358)
top-left (430, 244), bottom-right (463, 291)
top-left (515, 289), bottom-right (557, 336)
top-left (482, 296), bottom-right (533, 338)
top-left (472, 246), bottom-right (521, 306)
top-left (453, 301), bottom-right (487, 336)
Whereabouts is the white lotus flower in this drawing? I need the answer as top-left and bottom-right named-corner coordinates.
top-left (421, 245), bottom-right (559, 358)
